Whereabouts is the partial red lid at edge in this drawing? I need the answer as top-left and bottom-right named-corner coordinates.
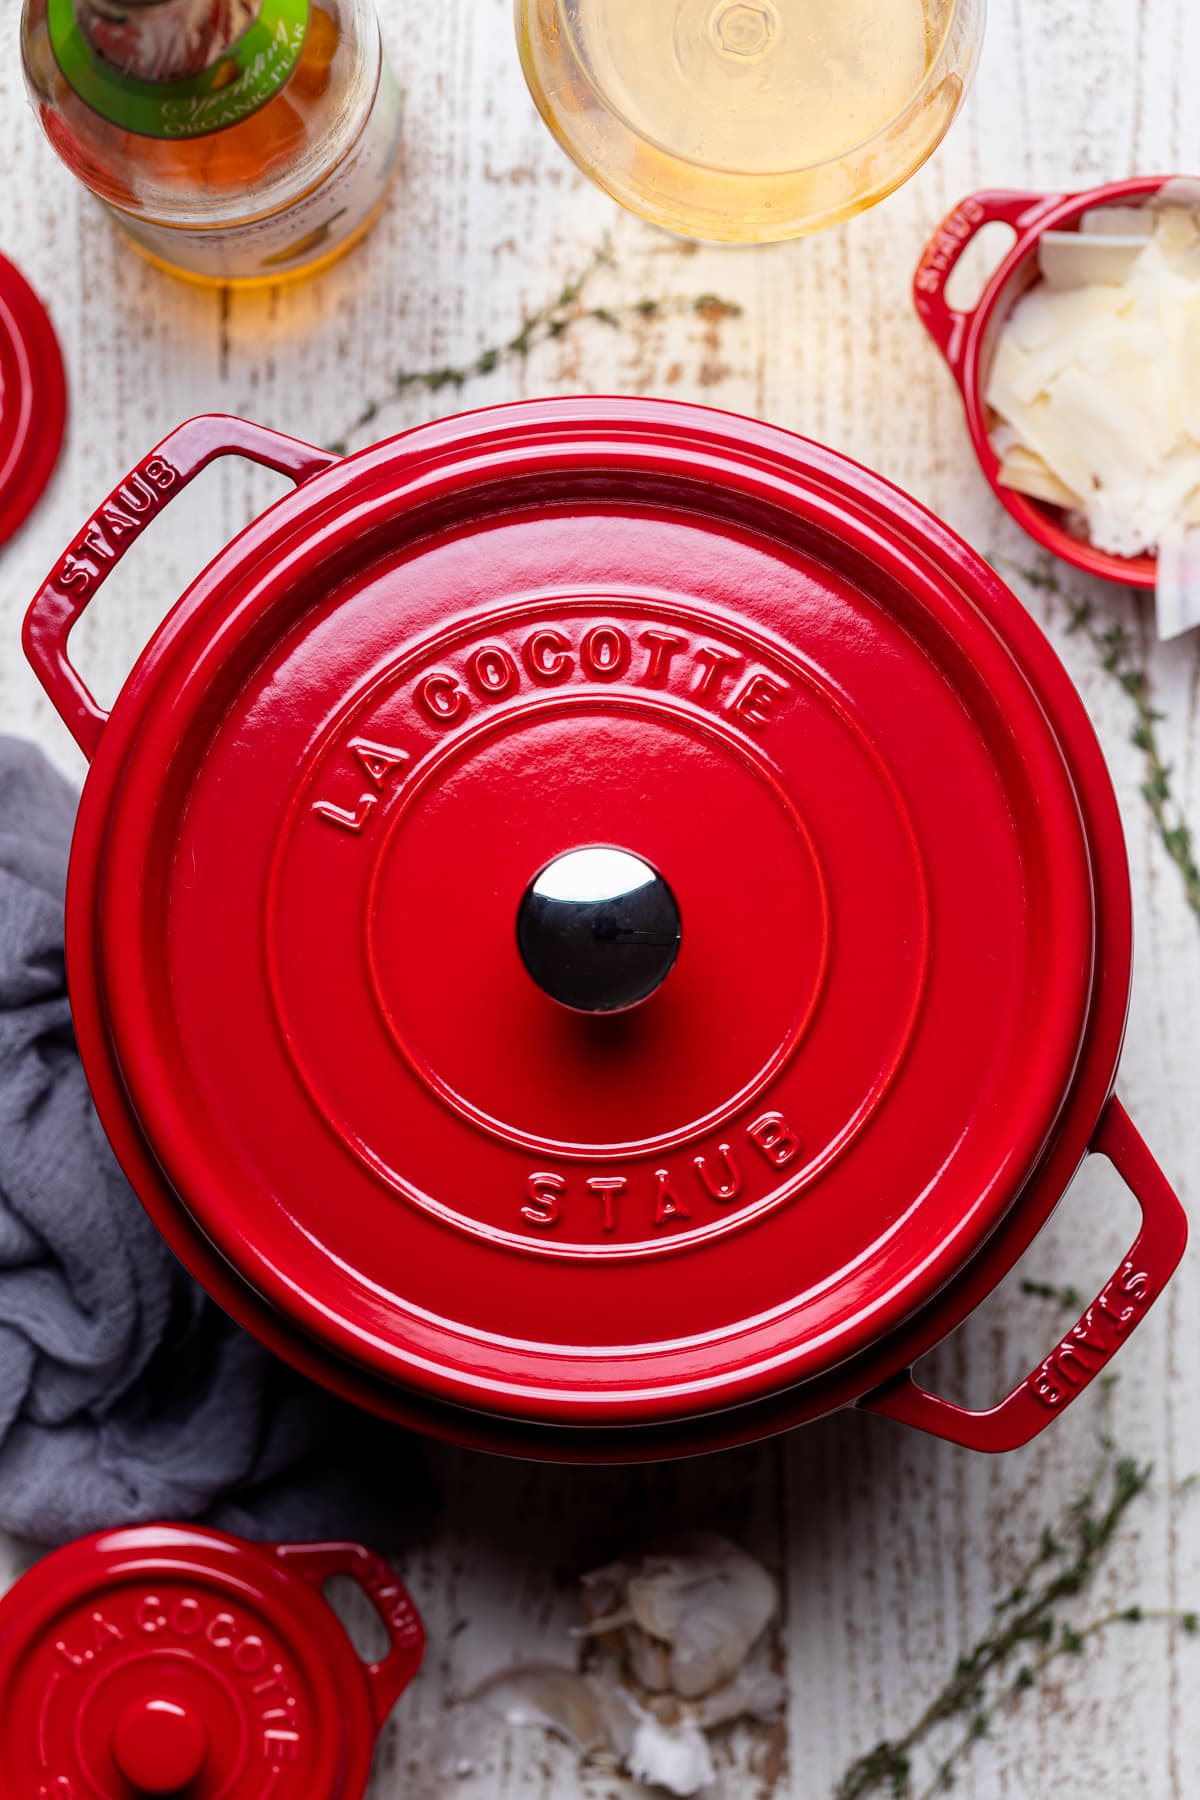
top-left (0, 253), bottom-right (66, 548)
top-left (0, 1525), bottom-right (424, 1800)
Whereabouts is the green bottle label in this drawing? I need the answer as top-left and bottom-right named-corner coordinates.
top-left (48, 0), bottom-right (311, 140)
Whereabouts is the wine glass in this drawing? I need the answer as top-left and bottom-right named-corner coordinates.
top-left (516, 0), bottom-right (987, 243)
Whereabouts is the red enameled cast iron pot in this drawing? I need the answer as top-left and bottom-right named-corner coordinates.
top-left (22, 397), bottom-right (1187, 1465)
top-left (914, 175), bottom-right (1178, 589)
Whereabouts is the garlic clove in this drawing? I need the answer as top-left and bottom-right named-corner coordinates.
top-left (691, 1644), bottom-right (787, 1729)
top-left (470, 1662), bottom-right (607, 1753)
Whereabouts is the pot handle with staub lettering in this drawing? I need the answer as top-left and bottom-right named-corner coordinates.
top-left (273, 1541), bottom-right (425, 1731)
top-left (913, 188), bottom-right (1063, 372)
top-left (860, 1099), bottom-right (1187, 1453)
top-left (22, 414), bottom-right (339, 762)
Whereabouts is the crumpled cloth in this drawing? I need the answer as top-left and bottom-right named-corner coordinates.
top-left (0, 736), bottom-right (427, 1546)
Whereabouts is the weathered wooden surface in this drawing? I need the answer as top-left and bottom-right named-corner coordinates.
top-left (1, 2), bottom-right (1198, 1794)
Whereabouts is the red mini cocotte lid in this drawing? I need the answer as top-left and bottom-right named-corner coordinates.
top-left (0, 1525), bottom-right (424, 1799)
top-left (21, 399), bottom-right (1188, 1461)
top-left (0, 252), bottom-right (66, 547)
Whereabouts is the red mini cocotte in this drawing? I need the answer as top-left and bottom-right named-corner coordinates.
top-left (22, 398), bottom-right (1187, 1461)
top-left (0, 1525), bottom-right (423, 1798)
top-left (914, 175), bottom-right (1182, 587)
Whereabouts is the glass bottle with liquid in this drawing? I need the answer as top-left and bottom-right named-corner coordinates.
top-left (20, 0), bottom-right (402, 286)
top-left (516, 0), bottom-right (986, 243)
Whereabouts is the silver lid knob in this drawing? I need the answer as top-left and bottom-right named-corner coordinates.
top-left (517, 847), bottom-right (682, 1013)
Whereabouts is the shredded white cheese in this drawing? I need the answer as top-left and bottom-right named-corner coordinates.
top-left (986, 197), bottom-right (1200, 636)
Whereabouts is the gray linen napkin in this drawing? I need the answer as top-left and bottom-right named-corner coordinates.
top-left (0, 735), bottom-right (426, 1546)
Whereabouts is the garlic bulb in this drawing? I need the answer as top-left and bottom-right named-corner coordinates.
top-left (580, 1531), bottom-right (779, 1700)
top-left (470, 1533), bottom-right (782, 1794)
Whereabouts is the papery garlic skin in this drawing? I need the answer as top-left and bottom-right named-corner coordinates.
top-left (626, 1707), bottom-right (717, 1797)
top-left (473, 1532), bottom-right (783, 1794)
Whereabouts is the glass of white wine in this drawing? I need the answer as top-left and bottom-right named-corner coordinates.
top-left (516, 0), bottom-right (986, 242)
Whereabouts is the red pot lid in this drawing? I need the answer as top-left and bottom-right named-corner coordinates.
top-left (0, 253), bottom-right (66, 546)
top-left (0, 1526), bottom-right (423, 1800)
top-left (79, 399), bottom-right (1097, 1429)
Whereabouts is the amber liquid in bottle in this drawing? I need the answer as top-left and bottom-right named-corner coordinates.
top-left (21, 0), bottom-right (402, 286)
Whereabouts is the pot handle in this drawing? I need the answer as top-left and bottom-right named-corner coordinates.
top-left (859, 1098), bottom-right (1188, 1453)
top-left (22, 414), bottom-right (339, 762)
top-left (913, 189), bottom-right (1064, 373)
top-left (274, 1541), bottom-right (426, 1731)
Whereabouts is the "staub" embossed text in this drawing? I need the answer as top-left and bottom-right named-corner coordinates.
top-left (520, 1110), bottom-right (802, 1237)
top-left (1026, 1260), bottom-right (1153, 1409)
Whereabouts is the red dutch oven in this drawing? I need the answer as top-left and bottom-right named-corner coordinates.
top-left (0, 1525), bottom-right (423, 1797)
top-left (914, 175), bottom-right (1177, 588)
top-left (22, 398), bottom-right (1187, 1463)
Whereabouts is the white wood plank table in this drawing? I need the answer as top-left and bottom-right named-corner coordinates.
top-left (1, 4), bottom-right (1198, 1795)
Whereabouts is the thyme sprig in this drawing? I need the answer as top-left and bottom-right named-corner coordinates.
top-left (1067, 602), bottom-right (1200, 925)
top-left (328, 240), bottom-right (742, 453)
top-left (911, 1602), bottom-right (1192, 1800)
top-left (997, 557), bottom-right (1200, 929)
top-left (1019, 1277), bottom-right (1083, 1309)
top-left (833, 1448), bottom-right (1196, 1799)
